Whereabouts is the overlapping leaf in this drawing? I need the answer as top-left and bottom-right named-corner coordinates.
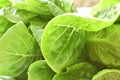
top-left (92, 69), bottom-right (120, 80)
top-left (0, 11), bottom-right (13, 37)
top-left (0, 22), bottom-right (41, 77)
top-left (3, 7), bottom-right (38, 23)
top-left (91, 0), bottom-right (120, 15)
top-left (85, 24), bottom-right (120, 68)
top-left (28, 60), bottom-right (55, 80)
top-left (53, 62), bottom-right (97, 80)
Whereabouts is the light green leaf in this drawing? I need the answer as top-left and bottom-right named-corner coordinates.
top-left (29, 17), bottom-right (49, 44)
top-left (91, 0), bottom-right (120, 15)
top-left (48, 0), bottom-right (76, 16)
top-left (41, 13), bottom-right (120, 73)
top-left (0, 0), bottom-right (11, 8)
top-left (85, 24), bottom-right (120, 68)
top-left (11, 0), bottom-right (76, 18)
top-left (0, 15), bottom-right (13, 37)
top-left (92, 69), bottom-right (120, 80)
top-left (0, 22), bottom-right (41, 77)
top-left (41, 9), bottom-right (120, 72)
top-left (11, 0), bottom-right (53, 18)
top-left (3, 7), bottom-right (38, 23)
top-left (56, 0), bottom-right (76, 12)
top-left (41, 11), bottom-right (120, 73)
top-left (53, 62), bottom-right (97, 80)
top-left (28, 60), bottom-right (55, 80)
top-left (0, 76), bottom-right (15, 80)
top-left (41, 14), bottom-right (86, 73)
top-left (93, 3), bottom-right (120, 20)
top-left (47, 1), bottom-right (64, 16)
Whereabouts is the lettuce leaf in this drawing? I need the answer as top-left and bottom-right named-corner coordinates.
top-left (28, 60), bottom-right (55, 80)
top-left (11, 0), bottom-right (53, 17)
top-left (53, 62), bottom-right (97, 80)
top-left (0, 22), bottom-right (41, 77)
top-left (41, 11), bottom-right (120, 73)
top-left (92, 69), bottom-right (120, 80)
top-left (3, 7), bottom-right (38, 23)
top-left (11, 0), bottom-right (76, 18)
top-left (91, 0), bottom-right (120, 15)
top-left (85, 24), bottom-right (120, 68)
top-left (0, 11), bottom-right (13, 37)
top-left (29, 17), bottom-right (49, 44)
top-left (0, 0), bottom-right (11, 8)
top-left (48, 0), bottom-right (76, 16)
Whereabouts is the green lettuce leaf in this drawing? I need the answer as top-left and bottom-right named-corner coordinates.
top-left (85, 24), bottom-right (120, 68)
top-left (28, 60), bottom-right (55, 80)
top-left (48, 0), bottom-right (76, 16)
top-left (41, 13), bottom-right (93, 73)
top-left (91, 0), bottom-right (120, 15)
top-left (11, 0), bottom-right (54, 18)
top-left (41, 14), bottom-right (85, 73)
top-left (0, 10), bottom-right (13, 37)
top-left (0, 0), bottom-right (11, 8)
top-left (47, 1), bottom-right (64, 16)
top-left (93, 3), bottom-right (120, 20)
top-left (3, 7), bottom-right (38, 23)
top-left (53, 62), bottom-right (97, 80)
top-left (0, 16), bottom-right (13, 37)
top-left (15, 70), bottom-right (28, 80)
top-left (41, 12), bottom-right (120, 73)
top-left (51, 0), bottom-right (76, 12)
top-left (11, 0), bottom-right (76, 18)
top-left (92, 69), bottom-right (120, 80)
top-left (0, 22), bottom-right (41, 77)
top-left (29, 17), bottom-right (49, 44)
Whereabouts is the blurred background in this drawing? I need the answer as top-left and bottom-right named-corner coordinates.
top-left (74, 0), bottom-right (100, 7)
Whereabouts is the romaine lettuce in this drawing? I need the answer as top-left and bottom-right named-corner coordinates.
top-left (85, 24), bottom-right (120, 68)
top-left (28, 60), bottom-right (55, 80)
top-left (0, 22), bottom-right (41, 77)
top-left (0, 0), bottom-right (120, 80)
top-left (92, 69), bottom-right (120, 80)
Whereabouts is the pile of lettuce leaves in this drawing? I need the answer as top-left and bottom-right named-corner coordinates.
top-left (0, 0), bottom-right (120, 80)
